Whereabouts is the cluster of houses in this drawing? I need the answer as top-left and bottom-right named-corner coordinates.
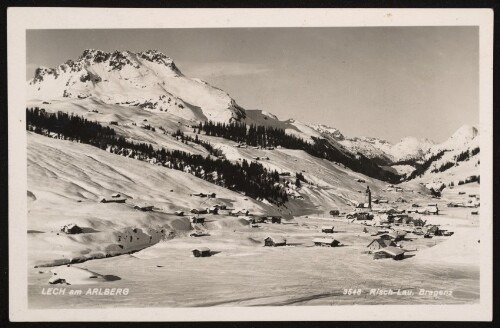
top-left (365, 229), bottom-right (407, 260)
top-left (247, 216), bottom-right (282, 224)
top-left (363, 218), bottom-right (455, 260)
top-left (447, 192), bottom-right (480, 209)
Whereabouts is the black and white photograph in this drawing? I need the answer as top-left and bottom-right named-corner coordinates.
top-left (7, 8), bottom-right (493, 321)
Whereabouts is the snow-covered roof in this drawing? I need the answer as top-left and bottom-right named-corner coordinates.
top-left (375, 246), bottom-right (404, 256)
top-left (192, 247), bottom-right (210, 252)
top-left (313, 238), bottom-right (337, 244)
top-left (265, 236), bottom-right (286, 243)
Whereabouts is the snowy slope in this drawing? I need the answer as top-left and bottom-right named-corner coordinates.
top-left (413, 127), bottom-right (480, 187)
top-left (27, 131), bottom-right (279, 266)
top-left (429, 124), bottom-right (478, 153)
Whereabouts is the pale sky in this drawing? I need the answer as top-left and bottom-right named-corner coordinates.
top-left (26, 27), bottom-right (478, 143)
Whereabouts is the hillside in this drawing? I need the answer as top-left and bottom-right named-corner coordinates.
top-left (26, 49), bottom-right (399, 183)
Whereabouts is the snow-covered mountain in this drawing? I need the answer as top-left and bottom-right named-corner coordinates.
top-left (429, 124), bottom-right (478, 153)
top-left (27, 49), bottom-right (478, 187)
top-left (413, 124), bottom-right (480, 187)
top-left (307, 123), bottom-right (479, 184)
top-left (28, 49), bottom-right (246, 123)
top-left (308, 124), bottom-right (435, 164)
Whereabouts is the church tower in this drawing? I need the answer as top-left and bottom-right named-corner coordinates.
top-left (365, 186), bottom-right (372, 209)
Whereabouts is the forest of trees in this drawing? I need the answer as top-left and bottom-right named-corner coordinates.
top-left (172, 129), bottom-right (223, 157)
top-left (26, 108), bottom-right (289, 204)
top-left (196, 121), bottom-right (400, 183)
top-left (406, 150), bottom-right (447, 180)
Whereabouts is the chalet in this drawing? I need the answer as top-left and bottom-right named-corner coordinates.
top-left (190, 216), bottom-right (206, 224)
top-left (426, 225), bottom-right (440, 235)
top-left (190, 208), bottom-right (208, 215)
top-left (385, 208), bottom-right (400, 215)
top-left (61, 223), bottom-right (83, 234)
top-left (111, 193), bottom-right (121, 198)
top-left (174, 211), bottom-right (185, 216)
top-left (230, 209), bottom-right (249, 216)
top-left (252, 216), bottom-right (268, 224)
top-left (347, 212), bottom-right (373, 220)
top-left (270, 216), bottom-right (282, 224)
top-left (378, 232), bottom-right (403, 242)
top-left (206, 192), bottom-right (216, 198)
top-left (471, 211), bottom-right (479, 215)
top-left (109, 121), bottom-right (118, 125)
top-left (373, 246), bottom-right (405, 260)
top-left (392, 230), bottom-right (408, 239)
top-left (252, 157), bottom-right (260, 160)
top-left (395, 187), bottom-right (403, 192)
top-left (99, 196), bottom-right (126, 203)
top-left (313, 238), bottom-right (341, 247)
top-left (355, 203), bottom-right (371, 212)
top-left (329, 209), bottom-right (340, 216)
top-left (214, 204), bottom-right (227, 210)
top-left (264, 236), bottom-right (287, 247)
top-left (208, 207), bottom-right (219, 214)
top-left (424, 207), bottom-right (439, 215)
top-left (262, 157), bottom-right (270, 160)
top-left (434, 229), bottom-right (446, 236)
top-left (354, 178), bottom-right (365, 183)
top-left (191, 192), bottom-right (206, 197)
top-left (190, 231), bottom-right (210, 237)
top-left (279, 172), bottom-right (291, 176)
top-left (266, 147), bottom-right (275, 150)
top-left (321, 226), bottom-right (335, 233)
top-left (458, 191), bottom-right (466, 195)
top-left (371, 229), bottom-right (390, 236)
top-left (366, 238), bottom-right (396, 252)
top-left (413, 227), bottom-right (424, 235)
top-left (469, 194), bottom-right (477, 198)
top-left (192, 247), bottom-right (211, 257)
top-left (392, 215), bottom-right (410, 225)
top-left (133, 204), bottom-right (154, 211)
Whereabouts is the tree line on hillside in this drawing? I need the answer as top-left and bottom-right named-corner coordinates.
top-left (172, 129), bottom-right (224, 157)
top-left (195, 121), bottom-right (400, 183)
top-left (26, 108), bottom-right (289, 204)
top-left (405, 150), bottom-right (447, 180)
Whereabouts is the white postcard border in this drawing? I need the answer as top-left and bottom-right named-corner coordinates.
top-left (7, 7), bottom-right (493, 322)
